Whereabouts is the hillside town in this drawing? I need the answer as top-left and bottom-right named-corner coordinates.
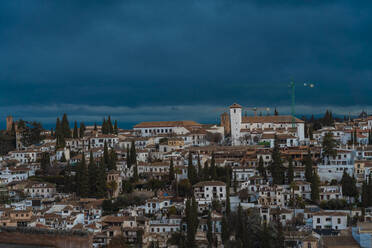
top-left (1, 104), bottom-right (372, 248)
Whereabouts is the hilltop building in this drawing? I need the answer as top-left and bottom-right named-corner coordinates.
top-left (229, 103), bottom-right (305, 146)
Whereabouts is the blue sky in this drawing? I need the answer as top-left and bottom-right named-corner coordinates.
top-left (0, 0), bottom-right (371, 128)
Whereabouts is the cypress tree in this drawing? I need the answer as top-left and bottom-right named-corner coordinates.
top-left (64, 162), bottom-right (72, 193)
top-left (102, 118), bottom-right (107, 134)
top-left (203, 162), bottom-right (210, 180)
top-left (225, 171), bottom-right (231, 217)
top-left (79, 122), bottom-right (86, 138)
top-left (221, 216), bottom-right (229, 244)
top-left (133, 164), bottom-right (139, 182)
top-left (311, 172), bottom-right (320, 203)
top-left (233, 171), bottom-right (238, 193)
top-left (362, 180), bottom-right (368, 208)
top-left (108, 149), bottom-right (117, 171)
top-left (270, 136), bottom-right (284, 185)
top-left (207, 211), bottom-right (213, 248)
top-left (341, 170), bottom-right (358, 199)
top-left (287, 157), bottom-right (294, 184)
top-left (108, 116), bottom-right (113, 134)
top-left (56, 117), bottom-right (65, 147)
top-left (130, 140), bottom-right (137, 166)
top-left (61, 113), bottom-right (71, 138)
top-left (126, 146), bottom-right (131, 169)
top-left (40, 152), bottom-right (50, 175)
top-left (169, 157), bottom-right (175, 183)
top-left (88, 151), bottom-right (97, 196)
top-left (258, 156), bottom-right (266, 179)
top-left (197, 154), bottom-right (202, 180)
top-left (75, 154), bottom-right (84, 196)
top-left (114, 120), bottom-right (118, 134)
top-left (274, 108), bottom-right (278, 116)
top-left (304, 151), bottom-right (313, 183)
top-left (73, 121), bottom-right (78, 139)
top-left (186, 197), bottom-right (198, 248)
top-left (94, 122), bottom-right (97, 131)
top-left (210, 152), bottom-right (217, 180)
top-left (80, 154), bottom-right (89, 197)
top-left (96, 159), bottom-right (107, 198)
top-left (103, 141), bottom-right (110, 166)
top-left (187, 152), bottom-right (197, 185)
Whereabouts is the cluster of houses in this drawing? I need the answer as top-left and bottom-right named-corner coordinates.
top-left (1, 104), bottom-right (372, 247)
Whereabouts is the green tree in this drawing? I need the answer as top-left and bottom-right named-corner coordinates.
top-left (341, 170), bottom-right (358, 200)
top-left (207, 211), bottom-right (213, 248)
top-left (40, 152), bottom-right (50, 175)
top-left (169, 157), bottom-right (175, 183)
top-left (88, 151), bottom-right (97, 196)
top-left (197, 154), bottom-right (202, 181)
top-left (107, 116), bottom-right (114, 134)
top-left (64, 162), bottom-right (72, 193)
top-left (126, 146), bottom-right (131, 168)
top-left (187, 152), bottom-right (198, 185)
top-left (61, 113), bottom-right (71, 138)
top-left (258, 156), bottom-right (266, 179)
top-left (210, 152), bottom-right (217, 180)
top-left (79, 122), bottom-right (86, 138)
top-left (186, 196), bottom-right (199, 248)
top-left (322, 132), bottom-right (337, 158)
top-left (80, 154), bottom-right (89, 197)
top-left (114, 120), bottom-right (118, 134)
top-left (108, 149), bottom-right (117, 171)
top-left (73, 121), bottom-right (78, 139)
top-left (361, 180), bottom-right (369, 208)
top-left (270, 136), bottom-right (285, 185)
top-left (96, 159), bottom-right (107, 198)
top-left (203, 162), bottom-right (210, 180)
top-left (287, 157), bottom-right (294, 184)
top-left (304, 151), bottom-right (313, 183)
top-left (274, 108), bottom-right (278, 116)
top-left (130, 140), bottom-right (137, 166)
top-left (102, 118), bottom-right (108, 134)
top-left (225, 173), bottom-right (231, 217)
top-left (221, 216), bottom-right (229, 244)
top-left (311, 172), bottom-right (320, 203)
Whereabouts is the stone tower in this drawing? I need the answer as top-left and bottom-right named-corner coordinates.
top-left (229, 103), bottom-right (242, 146)
top-left (220, 112), bottom-right (230, 136)
top-left (6, 116), bottom-right (13, 132)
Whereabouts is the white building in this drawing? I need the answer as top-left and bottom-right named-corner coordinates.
top-left (145, 198), bottom-right (171, 214)
top-left (312, 212), bottom-right (348, 230)
top-left (89, 134), bottom-right (119, 148)
top-left (24, 182), bottom-right (56, 198)
top-left (10, 150), bottom-right (38, 164)
top-left (133, 121), bottom-right (202, 137)
top-left (193, 181), bottom-right (226, 205)
top-left (229, 103), bottom-right (305, 146)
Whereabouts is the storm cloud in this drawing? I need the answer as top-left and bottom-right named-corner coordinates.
top-left (0, 0), bottom-right (371, 127)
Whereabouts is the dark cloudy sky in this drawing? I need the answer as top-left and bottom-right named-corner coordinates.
top-left (0, 0), bottom-right (371, 128)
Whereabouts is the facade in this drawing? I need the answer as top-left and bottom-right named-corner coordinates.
top-left (133, 121), bottom-right (202, 137)
top-left (229, 103), bottom-right (305, 146)
top-left (24, 182), bottom-right (56, 198)
top-left (193, 181), bottom-right (226, 205)
top-left (312, 212), bottom-right (348, 230)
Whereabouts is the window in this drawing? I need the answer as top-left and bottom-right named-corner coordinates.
top-left (317, 218), bottom-right (320, 224)
top-left (337, 218), bottom-right (341, 224)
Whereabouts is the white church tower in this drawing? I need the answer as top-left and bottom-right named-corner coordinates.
top-left (230, 103), bottom-right (242, 146)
